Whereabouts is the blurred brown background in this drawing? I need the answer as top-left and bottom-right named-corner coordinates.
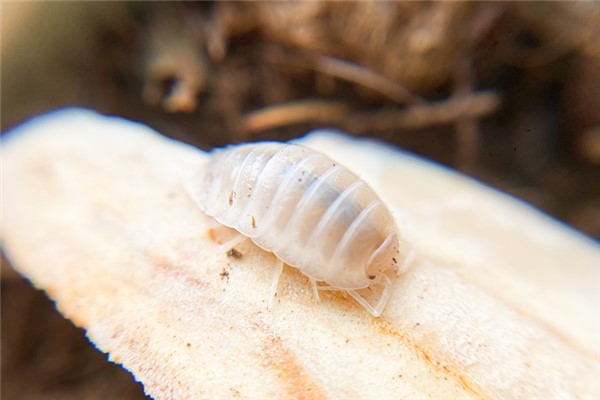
top-left (2, 2), bottom-right (599, 398)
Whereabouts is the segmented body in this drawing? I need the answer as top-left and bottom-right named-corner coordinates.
top-left (189, 141), bottom-right (400, 287)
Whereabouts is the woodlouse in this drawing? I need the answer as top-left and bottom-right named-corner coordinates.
top-left (187, 142), bottom-right (404, 316)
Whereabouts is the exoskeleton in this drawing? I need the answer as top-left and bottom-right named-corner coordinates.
top-left (187, 142), bottom-right (403, 316)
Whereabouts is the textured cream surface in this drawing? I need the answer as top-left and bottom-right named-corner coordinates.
top-left (2, 109), bottom-right (599, 399)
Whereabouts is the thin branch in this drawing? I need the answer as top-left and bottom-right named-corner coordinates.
top-left (263, 45), bottom-right (424, 105)
top-left (242, 100), bottom-right (350, 133)
top-left (345, 91), bottom-right (500, 134)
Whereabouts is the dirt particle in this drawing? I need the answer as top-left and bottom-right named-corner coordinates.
top-left (227, 248), bottom-right (242, 259)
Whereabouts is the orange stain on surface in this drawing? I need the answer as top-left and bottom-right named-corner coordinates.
top-left (378, 323), bottom-right (486, 400)
top-left (261, 336), bottom-right (326, 400)
top-left (207, 228), bottom-right (217, 242)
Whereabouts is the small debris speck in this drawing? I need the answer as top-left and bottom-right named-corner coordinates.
top-left (227, 248), bottom-right (242, 259)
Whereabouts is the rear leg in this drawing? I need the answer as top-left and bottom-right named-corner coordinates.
top-left (268, 258), bottom-right (284, 310)
top-left (218, 233), bottom-right (248, 253)
top-left (204, 217), bottom-right (247, 252)
top-left (309, 278), bottom-right (320, 301)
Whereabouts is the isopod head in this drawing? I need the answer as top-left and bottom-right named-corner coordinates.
top-left (365, 231), bottom-right (399, 283)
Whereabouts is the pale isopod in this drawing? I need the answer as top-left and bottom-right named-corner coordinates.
top-left (187, 142), bottom-right (403, 316)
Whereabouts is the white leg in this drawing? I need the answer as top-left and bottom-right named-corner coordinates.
top-left (315, 285), bottom-right (341, 291)
top-left (346, 289), bottom-right (378, 316)
top-left (346, 275), bottom-right (393, 317)
top-left (218, 233), bottom-right (248, 253)
top-left (310, 278), bottom-right (320, 301)
top-left (205, 218), bottom-right (222, 230)
top-left (268, 258), bottom-right (284, 310)
top-left (372, 274), bottom-right (393, 316)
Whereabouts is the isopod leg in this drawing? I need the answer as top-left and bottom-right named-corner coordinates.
top-left (373, 274), bottom-right (393, 316)
top-left (309, 278), bottom-right (320, 301)
top-left (346, 290), bottom-right (379, 317)
top-left (268, 258), bottom-right (284, 310)
top-left (346, 275), bottom-right (393, 317)
top-left (218, 234), bottom-right (248, 253)
top-left (315, 285), bottom-right (341, 291)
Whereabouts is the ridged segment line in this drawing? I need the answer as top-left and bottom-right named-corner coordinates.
top-left (328, 198), bottom-right (382, 273)
top-left (302, 179), bottom-right (365, 264)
